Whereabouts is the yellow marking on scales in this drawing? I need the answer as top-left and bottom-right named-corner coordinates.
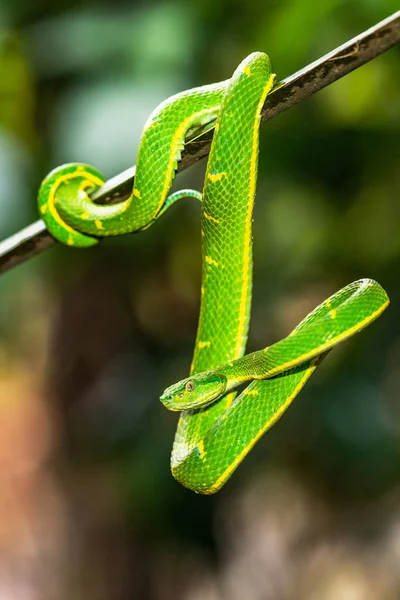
top-left (208, 172), bottom-right (227, 183)
top-left (243, 389), bottom-right (259, 396)
top-left (156, 109), bottom-right (218, 218)
top-left (201, 286), bottom-right (205, 295)
top-left (47, 172), bottom-right (103, 236)
top-left (205, 357), bottom-right (319, 494)
top-left (40, 204), bottom-right (47, 214)
top-left (95, 220), bottom-right (104, 230)
top-left (233, 73), bottom-right (275, 359)
top-left (198, 341), bottom-right (211, 349)
top-left (259, 300), bottom-right (389, 381)
top-left (329, 309), bottom-right (337, 319)
top-left (78, 179), bottom-right (95, 192)
top-left (205, 255), bottom-right (219, 268)
top-left (81, 211), bottom-right (90, 219)
top-left (243, 65), bottom-right (251, 76)
top-left (142, 120), bottom-right (156, 132)
top-left (133, 188), bottom-right (141, 199)
top-left (229, 375), bottom-right (250, 384)
top-left (325, 300), bottom-right (332, 308)
top-left (203, 211), bottom-right (220, 224)
top-left (197, 440), bottom-right (206, 460)
top-left (224, 392), bottom-right (235, 409)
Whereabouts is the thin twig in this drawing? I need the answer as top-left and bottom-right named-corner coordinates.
top-left (0, 10), bottom-right (399, 275)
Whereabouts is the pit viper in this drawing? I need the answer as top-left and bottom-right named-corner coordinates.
top-left (38, 52), bottom-right (389, 494)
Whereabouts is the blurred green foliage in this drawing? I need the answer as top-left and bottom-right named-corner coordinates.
top-left (0, 1), bottom-right (399, 598)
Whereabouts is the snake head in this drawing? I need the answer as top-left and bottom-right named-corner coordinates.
top-left (160, 371), bottom-right (227, 411)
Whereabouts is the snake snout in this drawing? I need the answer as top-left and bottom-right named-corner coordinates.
top-left (160, 390), bottom-right (176, 409)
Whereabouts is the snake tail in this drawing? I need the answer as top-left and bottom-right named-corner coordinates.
top-left (38, 163), bottom-right (105, 247)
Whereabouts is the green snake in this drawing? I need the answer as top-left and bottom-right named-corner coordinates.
top-left (38, 52), bottom-right (389, 495)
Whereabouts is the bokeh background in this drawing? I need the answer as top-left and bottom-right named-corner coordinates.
top-left (0, 1), bottom-right (400, 598)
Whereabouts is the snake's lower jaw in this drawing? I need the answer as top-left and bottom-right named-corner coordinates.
top-left (160, 396), bottom-right (182, 412)
top-left (160, 393), bottom-right (215, 412)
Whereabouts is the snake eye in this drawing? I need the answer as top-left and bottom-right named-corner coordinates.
top-left (185, 381), bottom-right (195, 392)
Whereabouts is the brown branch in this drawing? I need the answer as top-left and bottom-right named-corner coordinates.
top-left (0, 10), bottom-right (399, 275)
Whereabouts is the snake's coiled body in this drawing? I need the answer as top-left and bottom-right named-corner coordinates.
top-left (38, 53), bottom-right (389, 495)
top-left (38, 81), bottom-right (228, 245)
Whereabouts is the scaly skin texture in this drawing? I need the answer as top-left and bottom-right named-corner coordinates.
top-left (170, 53), bottom-right (278, 493)
top-left (38, 164), bottom-right (106, 247)
top-left (161, 57), bottom-right (389, 495)
top-left (37, 53), bottom-right (390, 495)
top-left (38, 82), bottom-right (227, 245)
top-left (161, 279), bottom-right (389, 411)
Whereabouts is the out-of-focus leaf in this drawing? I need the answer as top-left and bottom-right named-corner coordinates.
top-left (0, 32), bottom-right (36, 147)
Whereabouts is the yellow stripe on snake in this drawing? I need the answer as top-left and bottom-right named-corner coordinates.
top-left (38, 52), bottom-right (389, 494)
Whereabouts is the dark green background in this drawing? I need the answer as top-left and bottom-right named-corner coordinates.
top-left (0, 1), bottom-right (399, 598)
